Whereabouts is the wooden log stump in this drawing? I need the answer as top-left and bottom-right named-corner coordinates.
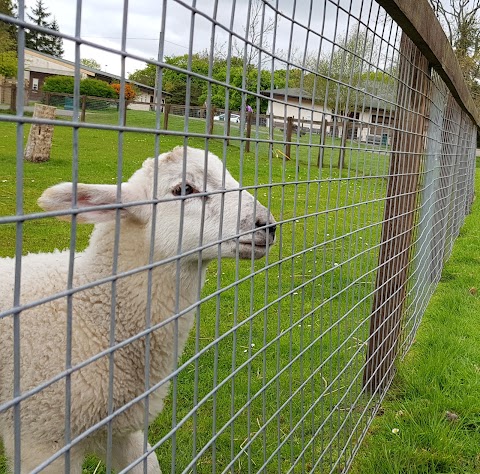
top-left (24, 104), bottom-right (56, 163)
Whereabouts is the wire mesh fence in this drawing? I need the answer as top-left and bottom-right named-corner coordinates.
top-left (0, 0), bottom-right (477, 473)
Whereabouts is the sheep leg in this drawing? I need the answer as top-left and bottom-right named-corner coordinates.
top-left (108, 431), bottom-right (162, 474)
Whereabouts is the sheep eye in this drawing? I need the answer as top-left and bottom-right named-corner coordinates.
top-left (172, 184), bottom-right (195, 196)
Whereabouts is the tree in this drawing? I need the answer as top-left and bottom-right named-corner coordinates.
top-left (48, 18), bottom-right (64, 58)
top-left (129, 61), bottom-right (156, 86)
top-left (129, 53), bottom-right (283, 112)
top-left (429, 0), bottom-right (480, 100)
top-left (0, 0), bottom-right (17, 76)
top-left (129, 54), bottom-right (211, 105)
top-left (0, 0), bottom-right (17, 53)
top-left (0, 51), bottom-right (17, 77)
top-left (233, 0), bottom-right (275, 69)
top-left (232, 0), bottom-right (276, 95)
top-left (26, 0), bottom-right (50, 51)
top-left (81, 58), bottom-right (101, 70)
top-left (26, 0), bottom-right (63, 57)
top-left (163, 54), bottom-right (210, 105)
top-left (301, 27), bottom-right (387, 115)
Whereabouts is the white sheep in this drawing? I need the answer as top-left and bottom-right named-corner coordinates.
top-left (0, 146), bottom-right (276, 473)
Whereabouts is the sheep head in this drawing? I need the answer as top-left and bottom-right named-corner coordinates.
top-left (38, 146), bottom-right (276, 261)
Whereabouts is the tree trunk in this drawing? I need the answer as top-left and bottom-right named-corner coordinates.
top-left (24, 104), bottom-right (56, 163)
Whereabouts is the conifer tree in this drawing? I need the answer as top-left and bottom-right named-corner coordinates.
top-left (26, 0), bottom-right (63, 58)
top-left (48, 18), bottom-right (64, 58)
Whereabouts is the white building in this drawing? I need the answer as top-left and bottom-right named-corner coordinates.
top-left (23, 48), bottom-right (166, 109)
top-left (261, 86), bottom-right (396, 143)
top-left (261, 88), bottom-right (331, 132)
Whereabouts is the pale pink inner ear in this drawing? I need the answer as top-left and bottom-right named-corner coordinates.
top-left (38, 183), bottom-right (127, 224)
top-left (39, 182), bottom-right (149, 224)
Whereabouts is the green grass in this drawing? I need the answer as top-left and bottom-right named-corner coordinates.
top-left (0, 106), bottom-right (429, 473)
top-left (349, 165), bottom-right (480, 474)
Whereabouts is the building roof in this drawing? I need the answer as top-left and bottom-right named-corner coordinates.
top-left (358, 82), bottom-right (397, 112)
top-left (24, 48), bottom-right (170, 95)
top-left (261, 88), bottom-right (313, 100)
top-left (262, 82), bottom-right (397, 113)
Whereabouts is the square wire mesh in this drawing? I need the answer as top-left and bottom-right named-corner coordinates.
top-left (0, 0), bottom-right (476, 473)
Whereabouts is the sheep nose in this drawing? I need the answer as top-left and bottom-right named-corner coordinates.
top-left (255, 218), bottom-right (276, 239)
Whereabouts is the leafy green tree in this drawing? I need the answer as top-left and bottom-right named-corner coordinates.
top-left (0, 0), bottom-right (17, 77)
top-left (129, 61), bottom-right (156, 86)
top-left (26, 0), bottom-right (63, 57)
top-left (129, 54), bottom-right (210, 105)
top-left (206, 61), bottom-right (274, 112)
top-left (269, 69), bottom-right (302, 91)
top-left (162, 54), bottom-right (210, 105)
top-left (128, 53), bottom-right (290, 111)
top-left (0, 0), bottom-right (16, 52)
top-left (301, 27), bottom-right (387, 114)
top-left (81, 58), bottom-right (101, 70)
top-left (0, 50), bottom-right (17, 77)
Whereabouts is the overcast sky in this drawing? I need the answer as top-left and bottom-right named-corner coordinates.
top-left (23, 0), bottom-right (389, 77)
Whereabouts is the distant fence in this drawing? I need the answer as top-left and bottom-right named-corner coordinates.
top-left (0, 82), bottom-right (28, 110)
top-left (10, 91), bottom-right (388, 159)
top-left (0, 0), bottom-right (478, 473)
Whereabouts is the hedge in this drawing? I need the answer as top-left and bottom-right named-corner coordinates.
top-left (42, 76), bottom-right (116, 98)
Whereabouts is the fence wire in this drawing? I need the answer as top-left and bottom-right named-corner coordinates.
top-left (0, 0), bottom-right (477, 473)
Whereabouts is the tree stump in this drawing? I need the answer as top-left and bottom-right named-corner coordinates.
top-left (24, 104), bottom-right (56, 163)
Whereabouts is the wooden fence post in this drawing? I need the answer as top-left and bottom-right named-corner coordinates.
top-left (285, 116), bottom-right (294, 159)
top-left (80, 95), bottom-right (87, 122)
top-left (337, 118), bottom-right (349, 170)
top-left (208, 106), bottom-right (216, 135)
top-left (317, 117), bottom-right (327, 168)
top-left (226, 112), bottom-right (231, 146)
top-left (363, 33), bottom-right (431, 393)
top-left (245, 111), bottom-right (252, 152)
top-left (123, 99), bottom-right (127, 125)
top-left (9, 85), bottom-right (16, 113)
top-left (163, 103), bottom-right (171, 130)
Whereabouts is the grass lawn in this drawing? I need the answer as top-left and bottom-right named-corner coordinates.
top-left (1, 107), bottom-right (470, 473)
top-left (349, 160), bottom-right (480, 474)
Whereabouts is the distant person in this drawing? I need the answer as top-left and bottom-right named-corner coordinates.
top-left (246, 104), bottom-right (253, 113)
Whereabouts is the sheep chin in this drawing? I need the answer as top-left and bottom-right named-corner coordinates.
top-left (237, 242), bottom-right (269, 260)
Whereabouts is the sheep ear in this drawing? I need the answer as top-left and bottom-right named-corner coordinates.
top-left (38, 183), bottom-right (138, 224)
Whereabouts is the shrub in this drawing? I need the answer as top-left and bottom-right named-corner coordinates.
top-left (42, 75), bottom-right (75, 94)
top-left (42, 76), bottom-right (116, 99)
top-left (79, 78), bottom-right (116, 98)
top-left (112, 83), bottom-right (137, 101)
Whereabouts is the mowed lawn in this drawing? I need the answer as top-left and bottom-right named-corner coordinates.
top-left (0, 108), bottom-right (401, 473)
top-left (350, 160), bottom-right (480, 474)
